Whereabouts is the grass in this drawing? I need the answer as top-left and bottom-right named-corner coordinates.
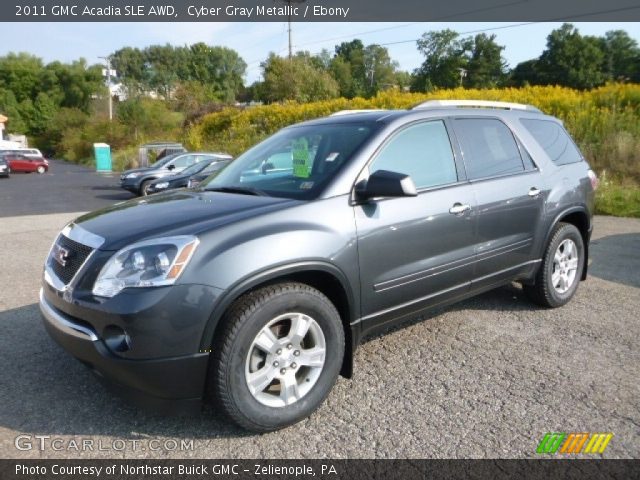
top-left (595, 181), bottom-right (640, 218)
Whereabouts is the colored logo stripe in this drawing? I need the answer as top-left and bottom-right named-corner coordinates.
top-left (560, 433), bottom-right (589, 453)
top-left (537, 433), bottom-right (613, 454)
top-left (584, 433), bottom-right (614, 454)
top-left (537, 433), bottom-right (566, 453)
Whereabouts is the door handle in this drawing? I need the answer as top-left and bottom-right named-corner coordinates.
top-left (528, 187), bottom-right (541, 197)
top-left (449, 203), bottom-right (471, 215)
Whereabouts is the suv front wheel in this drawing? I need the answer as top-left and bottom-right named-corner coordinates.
top-left (209, 282), bottom-right (345, 432)
top-left (525, 222), bottom-right (585, 308)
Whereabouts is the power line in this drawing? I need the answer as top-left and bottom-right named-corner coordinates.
top-left (245, 21), bottom-right (541, 73)
top-left (294, 22), bottom-right (424, 49)
top-left (377, 22), bottom-right (539, 47)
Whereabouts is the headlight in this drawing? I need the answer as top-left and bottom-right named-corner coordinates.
top-left (154, 182), bottom-right (169, 189)
top-left (125, 172), bottom-right (141, 179)
top-left (92, 236), bottom-right (199, 298)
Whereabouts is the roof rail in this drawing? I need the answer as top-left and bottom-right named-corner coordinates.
top-left (411, 99), bottom-right (542, 113)
top-left (330, 109), bottom-right (386, 117)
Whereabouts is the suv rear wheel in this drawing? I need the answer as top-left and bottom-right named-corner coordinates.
top-left (209, 282), bottom-right (345, 432)
top-left (525, 222), bottom-right (584, 308)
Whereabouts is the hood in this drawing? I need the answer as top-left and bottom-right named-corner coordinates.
top-left (122, 167), bottom-right (153, 176)
top-left (73, 190), bottom-right (298, 250)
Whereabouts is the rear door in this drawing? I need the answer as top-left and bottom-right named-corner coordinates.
top-left (451, 117), bottom-right (545, 286)
top-left (355, 119), bottom-right (477, 332)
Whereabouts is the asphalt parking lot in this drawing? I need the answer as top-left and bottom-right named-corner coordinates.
top-left (0, 159), bottom-right (134, 217)
top-left (0, 160), bottom-right (638, 459)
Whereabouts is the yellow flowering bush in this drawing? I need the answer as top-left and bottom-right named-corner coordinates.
top-left (187, 84), bottom-right (640, 183)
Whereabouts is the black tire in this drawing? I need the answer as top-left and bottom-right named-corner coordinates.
top-left (139, 180), bottom-right (153, 196)
top-left (525, 222), bottom-right (585, 308)
top-left (209, 282), bottom-right (345, 432)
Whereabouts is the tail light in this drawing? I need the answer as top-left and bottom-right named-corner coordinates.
top-left (587, 169), bottom-right (599, 190)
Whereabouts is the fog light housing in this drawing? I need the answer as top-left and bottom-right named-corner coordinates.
top-left (103, 325), bottom-right (131, 353)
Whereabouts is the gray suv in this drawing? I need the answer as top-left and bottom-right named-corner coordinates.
top-left (40, 101), bottom-right (597, 432)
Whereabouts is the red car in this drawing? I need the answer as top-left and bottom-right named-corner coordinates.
top-left (4, 154), bottom-right (49, 174)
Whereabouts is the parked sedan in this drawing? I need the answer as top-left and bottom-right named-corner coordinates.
top-left (146, 155), bottom-right (232, 194)
top-left (120, 152), bottom-right (229, 196)
top-left (2, 154), bottom-right (49, 174)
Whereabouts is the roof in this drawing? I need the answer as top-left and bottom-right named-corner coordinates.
top-left (294, 100), bottom-right (547, 129)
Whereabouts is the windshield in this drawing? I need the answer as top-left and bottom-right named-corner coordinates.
top-left (181, 159), bottom-right (213, 176)
top-left (150, 153), bottom-right (179, 168)
top-left (202, 123), bottom-right (376, 199)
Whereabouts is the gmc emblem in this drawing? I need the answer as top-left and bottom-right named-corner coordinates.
top-left (52, 244), bottom-right (71, 267)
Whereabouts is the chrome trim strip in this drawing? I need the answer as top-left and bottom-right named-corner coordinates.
top-left (358, 259), bottom-right (542, 325)
top-left (43, 266), bottom-right (66, 291)
top-left (374, 239), bottom-right (532, 293)
top-left (39, 288), bottom-right (99, 341)
top-left (62, 223), bottom-right (105, 249)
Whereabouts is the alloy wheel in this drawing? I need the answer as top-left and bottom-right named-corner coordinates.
top-left (552, 238), bottom-right (579, 294)
top-left (245, 312), bottom-right (326, 407)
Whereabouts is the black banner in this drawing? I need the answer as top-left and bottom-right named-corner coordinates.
top-left (1, 459), bottom-right (639, 480)
top-left (5, 0), bottom-right (640, 22)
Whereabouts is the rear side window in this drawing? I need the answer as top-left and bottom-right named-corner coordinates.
top-left (453, 118), bottom-right (524, 180)
top-left (370, 120), bottom-right (458, 190)
top-left (520, 119), bottom-right (582, 165)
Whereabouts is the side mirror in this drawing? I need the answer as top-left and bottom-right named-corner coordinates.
top-left (356, 170), bottom-right (418, 200)
top-left (261, 161), bottom-right (275, 174)
top-left (167, 164), bottom-right (175, 170)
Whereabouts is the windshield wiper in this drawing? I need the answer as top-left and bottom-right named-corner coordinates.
top-left (205, 186), bottom-right (268, 196)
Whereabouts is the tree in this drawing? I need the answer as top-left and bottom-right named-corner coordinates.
top-left (260, 54), bottom-right (339, 103)
top-left (111, 47), bottom-right (149, 95)
top-left (413, 30), bottom-right (470, 91)
top-left (537, 23), bottom-right (607, 89)
top-left (363, 44), bottom-right (398, 96)
top-left (465, 34), bottom-right (507, 88)
top-left (111, 43), bottom-right (247, 102)
top-left (329, 40), bottom-right (397, 98)
top-left (0, 89), bottom-right (28, 133)
top-left (602, 30), bottom-right (640, 82)
top-left (31, 92), bottom-right (58, 136)
top-left (509, 59), bottom-right (541, 87)
top-left (331, 39), bottom-right (367, 97)
top-left (0, 53), bottom-right (44, 102)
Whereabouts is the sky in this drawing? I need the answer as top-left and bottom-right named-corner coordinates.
top-left (1, 22), bottom-right (639, 83)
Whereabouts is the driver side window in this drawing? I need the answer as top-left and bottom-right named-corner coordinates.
top-left (370, 120), bottom-right (458, 190)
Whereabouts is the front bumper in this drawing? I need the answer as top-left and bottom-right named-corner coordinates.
top-left (119, 177), bottom-right (142, 193)
top-left (39, 288), bottom-right (210, 414)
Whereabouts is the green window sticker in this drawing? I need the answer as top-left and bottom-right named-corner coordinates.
top-left (292, 138), bottom-right (311, 178)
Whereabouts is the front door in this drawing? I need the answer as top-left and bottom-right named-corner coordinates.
top-left (355, 120), bottom-right (477, 334)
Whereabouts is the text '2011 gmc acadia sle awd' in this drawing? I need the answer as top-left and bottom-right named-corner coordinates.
top-left (40, 101), bottom-right (597, 432)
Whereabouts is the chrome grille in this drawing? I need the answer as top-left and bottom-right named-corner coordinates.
top-left (48, 234), bottom-right (94, 286)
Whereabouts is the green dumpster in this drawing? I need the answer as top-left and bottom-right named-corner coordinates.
top-left (94, 143), bottom-right (112, 172)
